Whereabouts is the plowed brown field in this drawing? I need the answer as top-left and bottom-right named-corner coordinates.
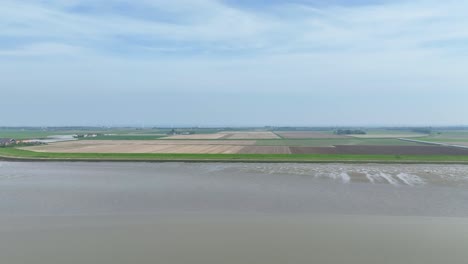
top-left (237, 146), bottom-right (291, 154)
top-left (290, 145), bottom-right (468, 155)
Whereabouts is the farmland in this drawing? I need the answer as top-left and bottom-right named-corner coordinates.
top-left (290, 145), bottom-right (468, 155)
top-left (21, 140), bottom-right (256, 154)
top-left (402, 130), bottom-right (468, 147)
top-left (274, 131), bottom-right (347, 139)
top-left (2, 127), bottom-right (468, 162)
top-left (2, 147), bottom-right (468, 164)
top-left (237, 146), bottom-right (291, 154)
top-left (350, 134), bottom-right (426, 138)
top-left (162, 132), bottom-right (280, 140)
top-left (218, 132), bottom-right (280, 139)
top-left (163, 134), bottom-right (226, 139)
top-left (255, 138), bottom-right (424, 147)
top-left (80, 135), bottom-right (166, 140)
top-left (19, 138), bottom-right (466, 156)
top-left (348, 129), bottom-right (428, 138)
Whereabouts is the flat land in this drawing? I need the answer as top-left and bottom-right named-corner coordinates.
top-left (81, 135), bottom-right (166, 140)
top-left (237, 146), bottom-right (291, 154)
top-left (3, 128), bottom-right (468, 163)
top-left (162, 132), bottom-right (280, 140)
top-left (449, 142), bottom-right (468, 147)
top-left (218, 132), bottom-right (280, 139)
top-left (162, 134), bottom-right (226, 139)
top-left (290, 145), bottom-right (468, 155)
top-left (0, 128), bottom-right (167, 140)
top-left (22, 140), bottom-right (256, 154)
top-left (350, 134), bottom-right (426, 138)
top-left (405, 131), bottom-right (468, 146)
top-left (392, 130), bottom-right (468, 144)
top-left (275, 131), bottom-right (348, 139)
top-left (21, 138), bottom-right (424, 154)
top-left (430, 131), bottom-right (468, 139)
top-left (19, 138), bottom-right (433, 155)
top-left (255, 138), bottom-right (424, 147)
top-left (27, 144), bottom-right (244, 154)
top-left (3, 147), bottom-right (468, 163)
top-left (18, 139), bottom-right (468, 156)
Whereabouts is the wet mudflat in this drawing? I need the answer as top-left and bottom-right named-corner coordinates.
top-left (1, 162), bottom-right (468, 264)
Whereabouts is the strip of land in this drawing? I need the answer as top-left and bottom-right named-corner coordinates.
top-left (2, 128), bottom-right (468, 163)
top-left (399, 138), bottom-right (468, 149)
top-left (2, 147), bottom-right (468, 164)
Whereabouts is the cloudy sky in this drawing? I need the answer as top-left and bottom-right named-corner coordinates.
top-left (1, 0), bottom-right (467, 126)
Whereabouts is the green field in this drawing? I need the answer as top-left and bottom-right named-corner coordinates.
top-left (409, 130), bottom-right (468, 143)
top-left (363, 129), bottom-right (426, 135)
top-left (0, 128), bottom-right (228, 140)
top-left (0, 130), bottom-right (66, 140)
top-left (413, 137), bottom-right (468, 143)
top-left (255, 138), bottom-right (424, 147)
top-left (1, 147), bottom-right (468, 163)
top-left (79, 135), bottom-right (167, 140)
top-left (2, 127), bottom-right (468, 164)
top-left (0, 128), bottom-right (141, 140)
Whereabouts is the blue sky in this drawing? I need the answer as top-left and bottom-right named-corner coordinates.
top-left (1, 0), bottom-right (467, 126)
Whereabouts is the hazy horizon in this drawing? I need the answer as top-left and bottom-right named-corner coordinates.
top-left (2, 0), bottom-right (468, 126)
top-left (1, 124), bottom-right (468, 129)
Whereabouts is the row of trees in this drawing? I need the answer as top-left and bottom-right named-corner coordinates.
top-left (411, 128), bottom-right (432, 134)
top-left (334, 129), bottom-right (367, 135)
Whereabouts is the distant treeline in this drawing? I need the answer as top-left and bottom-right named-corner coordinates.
top-left (410, 128), bottom-right (432, 134)
top-left (74, 133), bottom-right (105, 138)
top-left (272, 127), bottom-right (338, 131)
top-left (2, 126), bottom-right (468, 132)
top-left (386, 127), bottom-right (466, 133)
top-left (334, 129), bottom-right (367, 135)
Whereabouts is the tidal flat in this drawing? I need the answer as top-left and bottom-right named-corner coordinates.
top-left (1, 162), bottom-right (468, 264)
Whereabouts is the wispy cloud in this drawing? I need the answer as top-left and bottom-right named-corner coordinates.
top-left (1, 0), bottom-right (468, 125)
top-left (1, 0), bottom-right (466, 57)
top-left (0, 42), bottom-right (82, 57)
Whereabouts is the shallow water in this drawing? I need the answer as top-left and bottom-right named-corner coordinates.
top-left (1, 162), bottom-right (468, 264)
top-left (29, 134), bottom-right (77, 143)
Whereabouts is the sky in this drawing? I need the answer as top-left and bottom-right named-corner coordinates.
top-left (1, 0), bottom-right (468, 127)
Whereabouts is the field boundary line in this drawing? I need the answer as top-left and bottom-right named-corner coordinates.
top-left (399, 138), bottom-right (468, 149)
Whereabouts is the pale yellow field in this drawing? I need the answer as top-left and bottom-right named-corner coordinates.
top-left (161, 132), bottom-right (280, 140)
top-left (151, 145), bottom-right (244, 154)
top-left (23, 143), bottom-right (245, 154)
top-left (22, 140), bottom-right (257, 154)
top-left (219, 132), bottom-right (280, 139)
top-left (162, 134), bottom-right (226, 139)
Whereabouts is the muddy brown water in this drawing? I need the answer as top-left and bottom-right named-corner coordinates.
top-left (1, 161), bottom-right (468, 264)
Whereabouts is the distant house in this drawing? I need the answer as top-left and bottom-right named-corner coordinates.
top-left (0, 138), bottom-right (16, 146)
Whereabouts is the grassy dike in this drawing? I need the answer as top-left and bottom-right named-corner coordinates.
top-left (2, 147), bottom-right (468, 164)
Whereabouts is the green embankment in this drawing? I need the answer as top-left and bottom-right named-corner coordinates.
top-left (1, 148), bottom-right (468, 163)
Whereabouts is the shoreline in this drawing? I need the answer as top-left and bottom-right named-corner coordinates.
top-left (2, 155), bottom-right (468, 165)
top-left (2, 147), bottom-right (468, 164)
